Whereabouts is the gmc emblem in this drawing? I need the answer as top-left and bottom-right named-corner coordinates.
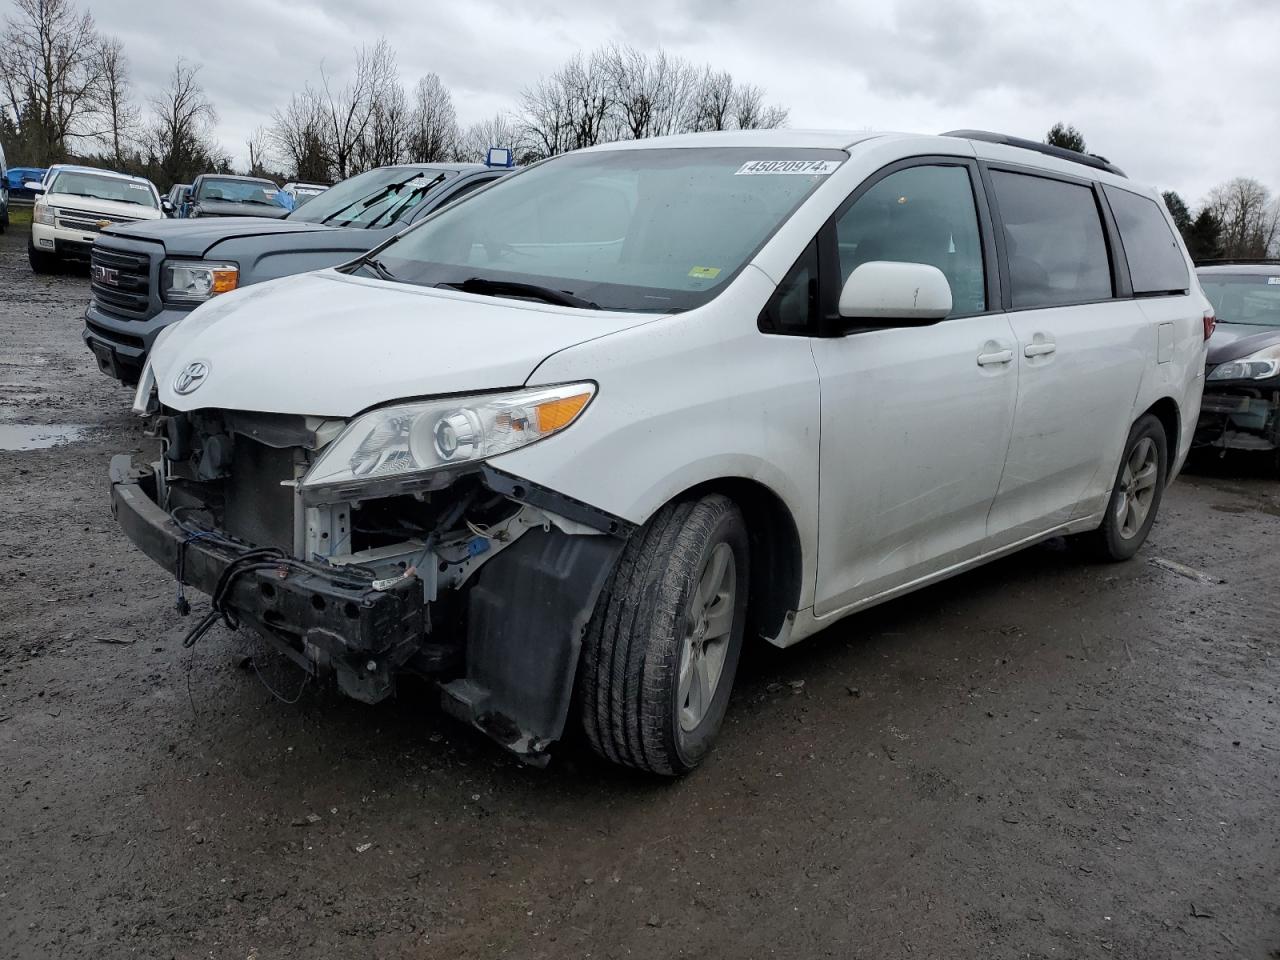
top-left (92, 265), bottom-right (119, 286)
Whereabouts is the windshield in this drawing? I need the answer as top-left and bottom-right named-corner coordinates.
top-left (197, 178), bottom-right (278, 204)
top-left (48, 171), bottom-right (157, 208)
top-left (1200, 273), bottom-right (1280, 327)
top-left (288, 167), bottom-right (454, 227)
top-left (369, 147), bottom-right (845, 312)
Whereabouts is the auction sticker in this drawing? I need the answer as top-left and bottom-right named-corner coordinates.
top-left (1268, 277), bottom-right (1280, 285)
top-left (735, 159), bottom-right (842, 176)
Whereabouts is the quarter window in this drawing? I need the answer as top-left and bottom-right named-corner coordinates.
top-left (759, 240), bottom-right (818, 333)
top-left (834, 165), bottom-right (987, 317)
top-left (1104, 187), bottom-right (1190, 296)
top-left (990, 171), bottom-right (1112, 309)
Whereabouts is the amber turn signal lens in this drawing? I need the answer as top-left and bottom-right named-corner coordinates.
top-left (211, 269), bottom-right (239, 295)
top-left (534, 393), bottom-right (592, 432)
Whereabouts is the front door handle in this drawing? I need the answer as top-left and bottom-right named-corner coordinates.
top-left (977, 349), bottom-right (1014, 366)
top-left (1024, 342), bottom-right (1057, 358)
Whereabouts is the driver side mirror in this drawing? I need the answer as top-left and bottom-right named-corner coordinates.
top-left (24, 181), bottom-right (45, 193)
top-left (838, 261), bottom-right (952, 326)
top-left (160, 198), bottom-right (174, 214)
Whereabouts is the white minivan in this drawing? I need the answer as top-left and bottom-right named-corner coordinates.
top-left (114, 129), bottom-right (1209, 775)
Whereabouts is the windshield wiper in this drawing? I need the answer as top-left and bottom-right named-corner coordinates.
top-left (357, 257), bottom-right (399, 282)
top-left (318, 173), bottom-right (446, 227)
top-left (77, 193), bottom-right (146, 205)
top-left (438, 277), bottom-right (600, 310)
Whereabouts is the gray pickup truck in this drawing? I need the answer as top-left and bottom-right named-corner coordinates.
top-left (180, 174), bottom-right (288, 219)
top-left (85, 163), bottom-right (510, 385)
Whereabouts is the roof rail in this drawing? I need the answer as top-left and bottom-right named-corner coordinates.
top-left (941, 129), bottom-right (1127, 179)
top-left (1195, 258), bottom-right (1280, 267)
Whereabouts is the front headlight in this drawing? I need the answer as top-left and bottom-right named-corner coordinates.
top-left (161, 261), bottom-right (238, 303)
top-left (301, 383), bottom-right (596, 489)
top-left (1208, 344), bottom-right (1280, 381)
top-left (33, 201), bottom-right (53, 226)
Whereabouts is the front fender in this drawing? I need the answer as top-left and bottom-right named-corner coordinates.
top-left (496, 268), bottom-right (821, 610)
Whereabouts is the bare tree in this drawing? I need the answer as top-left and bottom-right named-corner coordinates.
top-left (144, 59), bottom-right (222, 188)
top-left (95, 35), bottom-right (138, 166)
top-left (359, 79), bottom-right (409, 169)
top-left (689, 69), bottom-right (736, 132)
top-left (314, 38), bottom-right (397, 179)
top-left (0, 0), bottom-right (106, 162)
top-left (604, 45), bottom-right (698, 140)
top-left (270, 89), bottom-right (329, 181)
top-left (733, 83), bottom-right (787, 130)
top-left (520, 51), bottom-right (614, 159)
top-left (453, 112), bottom-right (519, 164)
top-left (406, 73), bottom-right (457, 162)
top-left (1206, 178), bottom-right (1280, 259)
top-left (245, 125), bottom-right (272, 177)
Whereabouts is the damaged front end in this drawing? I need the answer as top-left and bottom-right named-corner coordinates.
top-left (1195, 337), bottom-right (1280, 458)
top-left (110, 401), bottom-right (629, 762)
top-left (1194, 383), bottom-right (1280, 455)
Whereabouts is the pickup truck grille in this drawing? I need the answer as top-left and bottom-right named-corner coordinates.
top-left (90, 246), bottom-right (153, 318)
top-left (56, 207), bottom-right (139, 233)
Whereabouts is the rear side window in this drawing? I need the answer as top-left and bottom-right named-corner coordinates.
top-left (1104, 187), bottom-right (1189, 296)
top-left (990, 171), bottom-right (1112, 309)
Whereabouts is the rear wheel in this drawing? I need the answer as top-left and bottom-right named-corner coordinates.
top-left (28, 244), bottom-right (57, 274)
top-left (579, 494), bottom-right (749, 776)
top-left (1084, 414), bottom-right (1167, 561)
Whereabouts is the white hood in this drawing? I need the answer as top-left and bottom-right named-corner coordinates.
top-left (150, 270), bottom-right (660, 417)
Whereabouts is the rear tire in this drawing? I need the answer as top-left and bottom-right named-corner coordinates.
top-left (28, 245), bottom-right (57, 274)
top-left (1084, 414), bottom-right (1167, 561)
top-left (579, 494), bottom-right (749, 776)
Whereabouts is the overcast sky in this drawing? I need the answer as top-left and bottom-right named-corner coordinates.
top-left (84, 0), bottom-right (1277, 203)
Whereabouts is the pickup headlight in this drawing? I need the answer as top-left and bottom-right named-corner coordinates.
top-left (1208, 344), bottom-right (1280, 381)
top-left (161, 261), bottom-right (238, 303)
top-left (302, 383), bottom-right (596, 489)
top-left (33, 201), bottom-right (53, 226)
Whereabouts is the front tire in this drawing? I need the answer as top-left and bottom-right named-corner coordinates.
top-left (579, 494), bottom-right (749, 776)
top-left (28, 244), bottom-right (58, 274)
top-left (1085, 414), bottom-right (1168, 561)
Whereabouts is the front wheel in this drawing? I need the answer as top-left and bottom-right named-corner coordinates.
top-left (1084, 414), bottom-right (1168, 561)
top-left (579, 494), bottom-right (749, 776)
top-left (28, 245), bottom-right (58, 274)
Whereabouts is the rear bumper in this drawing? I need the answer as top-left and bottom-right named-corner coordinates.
top-left (109, 455), bottom-right (425, 702)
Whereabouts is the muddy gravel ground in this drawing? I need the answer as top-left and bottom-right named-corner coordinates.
top-left (1, 223), bottom-right (1278, 960)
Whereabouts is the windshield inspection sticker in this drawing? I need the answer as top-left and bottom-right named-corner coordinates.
top-left (1268, 277), bottom-right (1280, 285)
top-left (689, 266), bottom-right (722, 280)
top-left (735, 159), bottom-right (842, 176)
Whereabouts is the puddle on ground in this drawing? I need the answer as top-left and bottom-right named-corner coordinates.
top-left (0, 424), bottom-right (86, 451)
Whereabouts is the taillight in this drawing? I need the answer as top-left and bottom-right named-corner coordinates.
top-left (1202, 311), bottom-right (1216, 341)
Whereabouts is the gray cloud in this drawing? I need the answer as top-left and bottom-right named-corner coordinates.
top-left (87, 0), bottom-right (1278, 203)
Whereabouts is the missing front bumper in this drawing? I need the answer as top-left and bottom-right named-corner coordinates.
top-left (1194, 384), bottom-right (1280, 452)
top-left (110, 455), bottom-right (425, 702)
top-left (109, 454), bottom-right (630, 762)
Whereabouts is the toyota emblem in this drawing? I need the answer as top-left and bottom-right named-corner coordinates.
top-left (173, 360), bottom-right (210, 395)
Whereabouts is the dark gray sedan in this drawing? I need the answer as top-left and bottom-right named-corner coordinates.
top-left (1194, 260), bottom-right (1280, 469)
